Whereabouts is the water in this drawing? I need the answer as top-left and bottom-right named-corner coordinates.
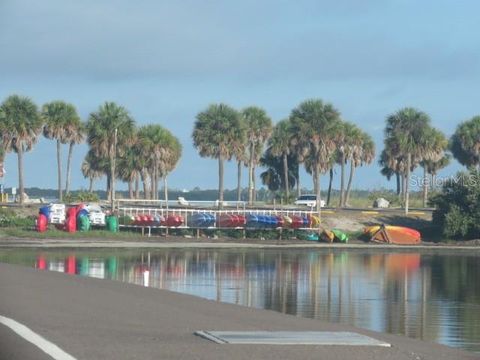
top-left (0, 247), bottom-right (479, 353)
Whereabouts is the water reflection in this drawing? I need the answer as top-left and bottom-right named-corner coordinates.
top-left (4, 248), bottom-right (479, 353)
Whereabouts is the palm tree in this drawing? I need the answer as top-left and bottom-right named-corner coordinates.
top-left (384, 108), bottom-right (431, 214)
top-left (419, 127), bottom-right (448, 207)
top-left (268, 119), bottom-right (293, 201)
top-left (242, 106), bottom-right (272, 205)
top-left (450, 116), bottom-right (480, 170)
top-left (344, 132), bottom-right (375, 206)
top-left (137, 125), bottom-right (182, 201)
top-left (192, 104), bottom-right (244, 208)
top-left (81, 150), bottom-right (105, 192)
top-left (0, 95), bottom-right (42, 204)
top-left (64, 118), bottom-right (85, 195)
top-left (117, 141), bottom-right (142, 199)
top-left (231, 117), bottom-right (248, 202)
top-left (41, 101), bottom-right (81, 201)
top-left (379, 148), bottom-right (400, 195)
top-left (87, 102), bottom-right (135, 206)
top-left (338, 122), bottom-right (361, 207)
top-left (289, 99), bottom-right (342, 214)
top-left (423, 154), bottom-right (450, 191)
top-left (259, 148), bottom-right (297, 195)
top-left (160, 132), bottom-right (182, 203)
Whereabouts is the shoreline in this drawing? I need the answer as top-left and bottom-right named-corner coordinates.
top-left (1, 236), bottom-right (480, 250)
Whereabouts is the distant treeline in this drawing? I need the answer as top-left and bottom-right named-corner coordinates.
top-left (14, 187), bottom-right (391, 202)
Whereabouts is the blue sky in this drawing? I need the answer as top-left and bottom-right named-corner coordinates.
top-left (1, 0), bottom-right (479, 192)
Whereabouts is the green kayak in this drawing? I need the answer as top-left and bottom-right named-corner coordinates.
top-left (331, 229), bottom-right (348, 243)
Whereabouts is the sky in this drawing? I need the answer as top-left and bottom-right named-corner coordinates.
top-left (1, 0), bottom-right (479, 193)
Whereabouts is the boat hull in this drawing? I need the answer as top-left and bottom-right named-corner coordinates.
top-left (365, 225), bottom-right (421, 245)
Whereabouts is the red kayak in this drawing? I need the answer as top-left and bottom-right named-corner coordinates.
top-left (164, 215), bottom-right (183, 227)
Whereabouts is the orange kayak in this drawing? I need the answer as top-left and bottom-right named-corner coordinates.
top-left (364, 225), bottom-right (421, 245)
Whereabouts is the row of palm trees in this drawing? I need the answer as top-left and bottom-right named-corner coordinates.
top-left (192, 99), bottom-right (375, 212)
top-left (192, 100), bottom-right (480, 214)
top-left (0, 95), bottom-right (181, 204)
top-left (1, 94), bottom-right (479, 212)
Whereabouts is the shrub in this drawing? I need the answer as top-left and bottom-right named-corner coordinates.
top-left (64, 191), bottom-right (99, 203)
top-left (431, 169), bottom-right (480, 240)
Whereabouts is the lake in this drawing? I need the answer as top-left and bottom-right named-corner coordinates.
top-left (0, 247), bottom-right (479, 353)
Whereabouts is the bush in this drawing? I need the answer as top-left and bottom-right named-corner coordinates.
top-left (64, 191), bottom-right (99, 203)
top-left (431, 169), bottom-right (480, 240)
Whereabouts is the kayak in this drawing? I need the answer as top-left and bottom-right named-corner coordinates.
top-left (331, 229), bottom-right (348, 243)
top-left (364, 225), bottom-right (421, 245)
top-left (190, 213), bottom-right (215, 227)
top-left (308, 215), bottom-right (321, 227)
top-left (321, 229), bottom-right (348, 243)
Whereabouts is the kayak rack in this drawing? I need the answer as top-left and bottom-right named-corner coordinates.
top-left (117, 205), bottom-right (322, 238)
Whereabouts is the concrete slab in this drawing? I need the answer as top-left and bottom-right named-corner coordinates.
top-left (195, 331), bottom-right (391, 347)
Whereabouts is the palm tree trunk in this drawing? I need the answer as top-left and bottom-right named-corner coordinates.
top-left (405, 153), bottom-right (411, 215)
top-left (56, 139), bottom-right (63, 202)
top-left (248, 143), bottom-right (255, 205)
top-left (345, 160), bottom-right (356, 207)
top-left (282, 153), bottom-right (289, 200)
top-left (396, 172), bottom-right (401, 195)
top-left (314, 162), bottom-right (321, 217)
top-left (141, 169), bottom-right (150, 199)
top-left (218, 155), bottom-right (224, 209)
top-left (253, 165), bottom-right (256, 202)
top-left (163, 176), bottom-right (168, 204)
top-left (422, 165), bottom-right (428, 208)
top-left (236, 160), bottom-right (242, 202)
top-left (88, 177), bottom-right (94, 192)
top-left (128, 181), bottom-right (133, 199)
top-left (135, 174), bottom-right (140, 199)
top-left (296, 164), bottom-right (301, 197)
top-left (17, 144), bottom-right (24, 205)
top-left (65, 141), bottom-right (74, 195)
top-left (339, 152), bottom-right (345, 207)
top-left (106, 173), bottom-right (111, 200)
top-left (399, 173), bottom-right (405, 203)
top-left (327, 168), bottom-right (333, 206)
top-left (153, 167), bottom-right (158, 200)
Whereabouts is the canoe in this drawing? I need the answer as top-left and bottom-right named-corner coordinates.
top-left (321, 229), bottom-right (335, 242)
top-left (290, 215), bottom-right (305, 229)
top-left (246, 214), bottom-right (278, 228)
top-left (217, 214), bottom-right (237, 227)
top-left (280, 216), bottom-right (291, 227)
top-left (164, 215), bottom-right (183, 227)
top-left (331, 229), bottom-right (348, 243)
top-left (275, 216), bottom-right (285, 227)
top-left (190, 213), bottom-right (215, 227)
top-left (308, 215), bottom-right (321, 227)
top-left (364, 225), bottom-right (421, 245)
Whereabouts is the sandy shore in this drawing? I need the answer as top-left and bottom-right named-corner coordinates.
top-left (1, 236), bottom-right (480, 251)
top-left (0, 262), bottom-right (477, 360)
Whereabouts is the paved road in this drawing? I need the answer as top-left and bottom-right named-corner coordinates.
top-left (0, 262), bottom-right (476, 360)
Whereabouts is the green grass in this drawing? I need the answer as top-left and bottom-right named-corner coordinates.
top-left (324, 193), bottom-right (425, 209)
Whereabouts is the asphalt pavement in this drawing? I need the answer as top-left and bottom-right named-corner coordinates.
top-left (0, 262), bottom-right (476, 360)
